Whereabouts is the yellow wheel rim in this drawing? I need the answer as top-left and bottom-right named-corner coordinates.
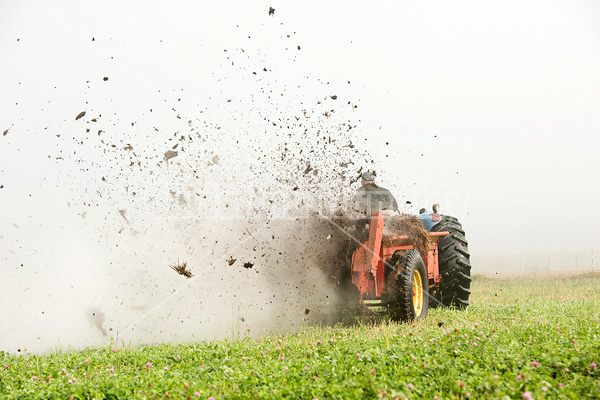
top-left (412, 270), bottom-right (423, 316)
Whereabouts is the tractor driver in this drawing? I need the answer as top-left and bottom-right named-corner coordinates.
top-left (354, 171), bottom-right (399, 214)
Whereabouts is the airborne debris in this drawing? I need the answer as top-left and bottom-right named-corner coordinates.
top-left (170, 260), bottom-right (193, 278)
top-left (1, 0), bottom-right (381, 353)
top-left (2, 127), bottom-right (11, 136)
top-left (118, 209), bottom-right (129, 223)
top-left (164, 150), bottom-right (178, 162)
top-left (303, 163), bottom-right (313, 176)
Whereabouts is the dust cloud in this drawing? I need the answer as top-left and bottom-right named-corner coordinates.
top-left (0, 13), bottom-right (375, 353)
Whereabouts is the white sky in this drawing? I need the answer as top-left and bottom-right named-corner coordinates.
top-left (1, 0), bottom-right (600, 258)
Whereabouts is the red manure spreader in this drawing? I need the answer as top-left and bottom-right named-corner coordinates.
top-left (349, 206), bottom-right (471, 321)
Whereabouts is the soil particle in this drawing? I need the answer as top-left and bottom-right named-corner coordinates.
top-left (118, 209), bottom-right (129, 223)
top-left (268, 7), bottom-right (275, 15)
top-left (164, 150), bottom-right (178, 162)
top-left (103, 77), bottom-right (109, 81)
top-left (170, 260), bottom-right (193, 278)
top-left (303, 163), bottom-right (313, 175)
top-left (243, 262), bottom-right (254, 269)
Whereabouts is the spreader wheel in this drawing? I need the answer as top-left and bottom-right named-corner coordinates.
top-left (431, 215), bottom-right (471, 309)
top-left (387, 250), bottom-right (429, 322)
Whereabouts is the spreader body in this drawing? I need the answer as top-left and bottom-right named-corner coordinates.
top-left (350, 212), bottom-right (448, 301)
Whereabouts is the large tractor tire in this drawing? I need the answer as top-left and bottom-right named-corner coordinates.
top-left (431, 215), bottom-right (471, 309)
top-left (387, 250), bottom-right (429, 321)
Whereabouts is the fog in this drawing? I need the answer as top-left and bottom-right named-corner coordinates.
top-left (1, 1), bottom-right (600, 353)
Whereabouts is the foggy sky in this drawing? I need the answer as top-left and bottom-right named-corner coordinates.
top-left (2, 0), bottom-right (600, 258)
top-left (2, 0), bottom-right (600, 355)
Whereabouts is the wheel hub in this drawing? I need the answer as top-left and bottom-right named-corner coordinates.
top-left (412, 270), bottom-right (423, 316)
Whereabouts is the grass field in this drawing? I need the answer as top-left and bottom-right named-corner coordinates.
top-left (1, 273), bottom-right (599, 399)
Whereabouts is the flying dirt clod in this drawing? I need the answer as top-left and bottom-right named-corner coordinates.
top-left (170, 260), bottom-right (193, 278)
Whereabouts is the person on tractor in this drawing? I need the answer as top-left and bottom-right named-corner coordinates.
top-left (354, 171), bottom-right (399, 213)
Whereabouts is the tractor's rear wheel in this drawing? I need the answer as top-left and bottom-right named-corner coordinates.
top-left (431, 215), bottom-right (471, 308)
top-left (387, 250), bottom-right (429, 321)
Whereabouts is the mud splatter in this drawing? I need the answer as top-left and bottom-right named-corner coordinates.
top-left (163, 150), bottom-right (178, 162)
top-left (170, 260), bottom-right (193, 278)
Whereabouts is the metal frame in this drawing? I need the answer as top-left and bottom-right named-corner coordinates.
top-left (351, 212), bottom-right (448, 301)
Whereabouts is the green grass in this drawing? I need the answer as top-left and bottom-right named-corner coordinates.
top-left (1, 273), bottom-right (599, 399)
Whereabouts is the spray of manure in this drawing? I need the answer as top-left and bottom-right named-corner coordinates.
top-left (0, 10), bottom-right (385, 354)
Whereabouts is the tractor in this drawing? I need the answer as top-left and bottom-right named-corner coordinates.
top-left (348, 205), bottom-right (471, 321)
